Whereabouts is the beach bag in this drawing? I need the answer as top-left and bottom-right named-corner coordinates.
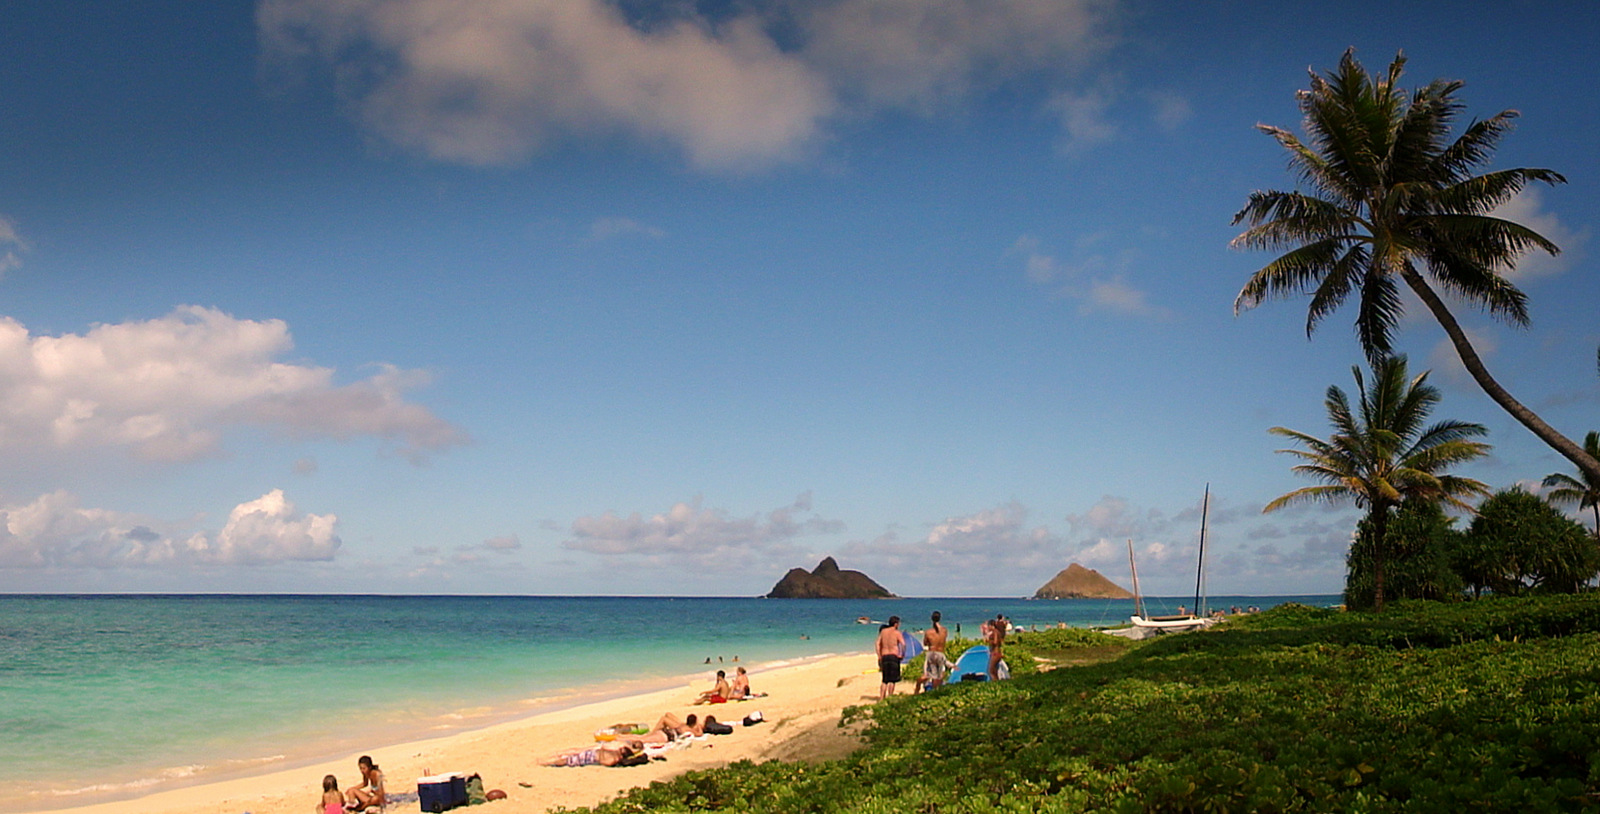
top-left (615, 751), bottom-right (650, 767)
top-left (741, 711), bottom-right (764, 726)
top-left (704, 720), bottom-right (734, 735)
top-left (465, 774), bottom-right (486, 806)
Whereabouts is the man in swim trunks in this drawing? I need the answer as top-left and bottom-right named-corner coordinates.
top-left (919, 610), bottom-right (950, 692)
top-left (876, 615), bottom-right (904, 700)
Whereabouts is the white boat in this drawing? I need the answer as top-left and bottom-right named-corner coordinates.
top-left (1128, 485), bottom-right (1216, 633)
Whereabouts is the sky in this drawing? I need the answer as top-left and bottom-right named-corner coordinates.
top-left (1, 0), bottom-right (1596, 598)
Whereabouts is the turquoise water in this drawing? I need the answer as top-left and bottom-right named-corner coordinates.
top-left (0, 593), bottom-right (1334, 809)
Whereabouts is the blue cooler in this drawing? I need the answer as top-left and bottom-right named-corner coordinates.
top-left (417, 772), bottom-right (467, 812)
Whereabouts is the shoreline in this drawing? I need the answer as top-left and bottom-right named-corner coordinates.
top-left (26, 651), bottom-right (880, 814)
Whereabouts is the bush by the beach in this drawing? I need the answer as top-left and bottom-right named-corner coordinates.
top-left (563, 595), bottom-right (1600, 812)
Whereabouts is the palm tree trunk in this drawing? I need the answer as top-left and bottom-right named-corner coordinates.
top-left (1371, 506), bottom-right (1388, 612)
top-left (1399, 268), bottom-right (1600, 484)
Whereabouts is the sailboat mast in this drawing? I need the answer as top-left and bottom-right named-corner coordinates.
top-left (1126, 539), bottom-right (1144, 619)
top-left (1193, 484), bottom-right (1209, 617)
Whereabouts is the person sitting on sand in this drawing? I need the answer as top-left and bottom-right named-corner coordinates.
top-left (317, 774), bottom-right (342, 814)
top-left (728, 666), bottom-right (754, 700)
top-left (693, 669), bottom-right (731, 704)
top-left (543, 739), bottom-right (646, 767)
top-left (345, 755), bottom-right (385, 811)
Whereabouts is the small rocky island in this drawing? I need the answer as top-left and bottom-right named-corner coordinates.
top-left (766, 557), bottom-right (896, 599)
top-left (1033, 563), bottom-right (1133, 599)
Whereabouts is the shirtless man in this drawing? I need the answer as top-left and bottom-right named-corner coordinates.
top-left (919, 611), bottom-right (950, 692)
top-left (693, 670), bottom-right (731, 704)
top-left (984, 615), bottom-right (1006, 681)
top-left (875, 615), bottom-right (904, 700)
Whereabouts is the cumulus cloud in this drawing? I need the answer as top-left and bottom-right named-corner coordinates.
top-left (0, 489), bottom-right (339, 568)
top-left (1494, 187), bottom-right (1586, 281)
top-left (257, 0), bottom-right (1121, 170)
top-left (0, 306), bottom-right (467, 463)
top-left (1011, 234), bottom-right (1169, 319)
top-left (563, 492), bottom-right (842, 570)
top-left (838, 502), bottom-right (1066, 594)
top-left (0, 215), bottom-right (25, 277)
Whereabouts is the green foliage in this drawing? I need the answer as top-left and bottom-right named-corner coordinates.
top-left (1345, 499), bottom-right (1464, 609)
top-left (1458, 489), bottom-right (1600, 595)
top-left (563, 596), bottom-right (1600, 813)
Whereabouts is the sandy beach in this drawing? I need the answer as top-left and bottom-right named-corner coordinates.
top-left (32, 652), bottom-right (881, 814)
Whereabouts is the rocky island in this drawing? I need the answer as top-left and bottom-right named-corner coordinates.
top-left (766, 557), bottom-right (896, 599)
top-left (1033, 563), bottom-right (1133, 599)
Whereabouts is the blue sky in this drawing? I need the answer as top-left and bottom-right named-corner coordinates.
top-left (1, 0), bottom-right (1595, 597)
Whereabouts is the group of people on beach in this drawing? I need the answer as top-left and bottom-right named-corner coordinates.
top-left (875, 611), bottom-right (1011, 700)
top-left (316, 755), bottom-right (385, 813)
top-left (692, 665), bottom-right (760, 704)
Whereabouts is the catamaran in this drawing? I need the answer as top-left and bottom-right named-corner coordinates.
top-left (1129, 485), bottom-right (1216, 632)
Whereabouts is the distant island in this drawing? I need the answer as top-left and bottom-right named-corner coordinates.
top-left (1033, 563), bottom-right (1132, 599)
top-left (766, 557), bottom-right (896, 599)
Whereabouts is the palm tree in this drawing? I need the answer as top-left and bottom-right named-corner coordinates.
top-left (1265, 355), bottom-right (1490, 610)
top-left (1232, 49), bottom-right (1600, 486)
top-left (1542, 430), bottom-right (1600, 541)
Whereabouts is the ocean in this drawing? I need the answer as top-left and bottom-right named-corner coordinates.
top-left (0, 593), bottom-right (1336, 809)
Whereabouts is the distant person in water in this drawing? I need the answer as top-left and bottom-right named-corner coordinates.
top-left (694, 670), bottom-right (731, 704)
top-left (876, 615), bottom-right (904, 700)
top-left (918, 611), bottom-right (950, 692)
top-left (345, 756), bottom-right (385, 811)
top-left (317, 774), bottom-right (342, 814)
top-left (983, 616), bottom-right (1006, 681)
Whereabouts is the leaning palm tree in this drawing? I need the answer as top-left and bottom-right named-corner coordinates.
top-left (1266, 355), bottom-right (1490, 610)
top-left (1232, 49), bottom-right (1600, 486)
top-left (1542, 430), bottom-right (1600, 541)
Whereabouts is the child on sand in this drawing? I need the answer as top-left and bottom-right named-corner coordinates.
top-left (317, 774), bottom-right (342, 814)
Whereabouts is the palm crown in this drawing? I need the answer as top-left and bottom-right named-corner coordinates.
top-left (1233, 49), bottom-right (1599, 485)
top-left (1266, 355), bottom-right (1489, 609)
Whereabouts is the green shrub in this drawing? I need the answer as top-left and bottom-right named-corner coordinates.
top-left (1458, 488), bottom-right (1599, 595)
top-left (1345, 498), bottom-right (1464, 609)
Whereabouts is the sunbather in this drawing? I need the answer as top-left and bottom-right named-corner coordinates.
top-left (345, 756), bottom-right (385, 811)
top-left (542, 740), bottom-right (645, 767)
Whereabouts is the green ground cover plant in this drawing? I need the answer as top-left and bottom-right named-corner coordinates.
top-left (562, 596), bottom-right (1600, 812)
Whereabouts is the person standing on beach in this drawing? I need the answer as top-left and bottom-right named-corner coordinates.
top-left (919, 611), bottom-right (950, 692)
top-left (984, 615), bottom-right (1006, 681)
top-left (875, 615), bottom-right (904, 700)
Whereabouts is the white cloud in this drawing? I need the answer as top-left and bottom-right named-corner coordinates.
top-left (0, 489), bottom-right (339, 568)
top-left (259, 0), bottom-right (831, 170)
top-left (1494, 187), bottom-right (1586, 281)
top-left (798, 0), bottom-right (1115, 114)
top-left (1049, 86), bottom-right (1118, 152)
top-left (588, 216), bottom-right (665, 241)
top-left (839, 502), bottom-right (1066, 594)
top-left (0, 214), bottom-right (26, 277)
top-left (1011, 234), bottom-right (1169, 319)
top-left (481, 534), bottom-right (521, 551)
top-left (563, 492), bottom-right (843, 570)
top-left (258, 0), bottom-right (1122, 170)
top-left (1427, 327), bottom-right (1497, 388)
top-left (1146, 90), bottom-right (1192, 130)
top-left (0, 306), bottom-right (467, 463)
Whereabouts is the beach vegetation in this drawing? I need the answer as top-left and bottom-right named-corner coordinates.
top-left (1263, 354), bottom-right (1490, 609)
top-left (563, 595), bottom-right (1600, 813)
top-left (1230, 49), bottom-right (1600, 487)
top-left (1345, 498), bottom-right (1463, 607)
top-left (1454, 488), bottom-right (1599, 596)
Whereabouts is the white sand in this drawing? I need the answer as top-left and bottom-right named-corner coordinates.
top-left (30, 653), bottom-right (887, 814)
